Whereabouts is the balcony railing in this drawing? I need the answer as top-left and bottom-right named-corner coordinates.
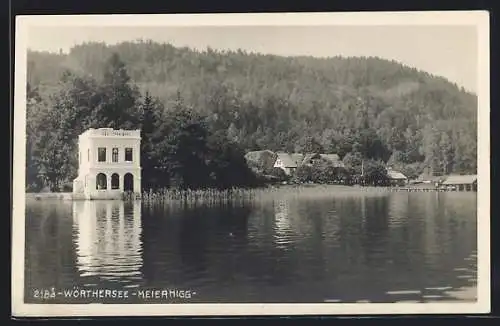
top-left (86, 128), bottom-right (141, 137)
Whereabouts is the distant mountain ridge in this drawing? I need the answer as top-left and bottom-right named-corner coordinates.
top-left (27, 40), bottom-right (475, 106)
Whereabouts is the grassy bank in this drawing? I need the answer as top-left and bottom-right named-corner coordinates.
top-left (25, 192), bottom-right (74, 200)
top-left (25, 183), bottom-right (438, 203)
top-left (140, 184), bottom-right (394, 203)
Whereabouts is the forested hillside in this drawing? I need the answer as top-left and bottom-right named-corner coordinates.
top-left (25, 40), bottom-right (477, 191)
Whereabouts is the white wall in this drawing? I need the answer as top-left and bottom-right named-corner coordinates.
top-left (76, 130), bottom-right (142, 194)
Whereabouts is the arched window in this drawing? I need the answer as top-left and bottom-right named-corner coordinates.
top-left (96, 173), bottom-right (107, 190)
top-left (111, 173), bottom-right (120, 189)
top-left (124, 173), bottom-right (134, 192)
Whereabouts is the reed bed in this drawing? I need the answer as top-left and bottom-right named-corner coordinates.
top-left (140, 187), bottom-right (267, 204)
top-left (26, 184), bottom-right (437, 205)
top-left (136, 184), bottom-right (396, 206)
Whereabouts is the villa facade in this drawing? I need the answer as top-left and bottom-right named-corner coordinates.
top-left (72, 128), bottom-right (142, 200)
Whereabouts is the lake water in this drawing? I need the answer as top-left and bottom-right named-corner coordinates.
top-left (24, 189), bottom-right (477, 304)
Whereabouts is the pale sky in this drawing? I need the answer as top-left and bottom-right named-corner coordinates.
top-left (27, 25), bottom-right (478, 93)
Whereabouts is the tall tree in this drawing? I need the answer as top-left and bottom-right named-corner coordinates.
top-left (153, 97), bottom-right (211, 189)
top-left (31, 101), bottom-right (76, 191)
top-left (96, 52), bottom-right (140, 129)
top-left (26, 83), bottom-right (45, 191)
top-left (138, 91), bottom-right (163, 190)
top-left (296, 135), bottom-right (324, 154)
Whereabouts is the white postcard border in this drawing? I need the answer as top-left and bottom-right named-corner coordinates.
top-left (12, 11), bottom-right (490, 317)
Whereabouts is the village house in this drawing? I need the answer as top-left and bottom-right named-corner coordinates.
top-left (272, 152), bottom-right (347, 176)
top-left (319, 154), bottom-right (345, 168)
top-left (245, 150), bottom-right (347, 179)
top-left (72, 128), bottom-right (142, 200)
top-left (441, 174), bottom-right (477, 191)
top-left (302, 153), bottom-right (319, 166)
top-left (386, 168), bottom-right (408, 186)
top-left (415, 166), bottom-right (447, 185)
top-left (274, 153), bottom-right (303, 175)
top-left (301, 153), bottom-right (345, 168)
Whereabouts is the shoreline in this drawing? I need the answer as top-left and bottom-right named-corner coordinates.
top-left (25, 183), bottom-right (475, 202)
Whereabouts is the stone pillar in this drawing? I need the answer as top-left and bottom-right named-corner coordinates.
top-left (117, 172), bottom-right (124, 191)
top-left (87, 175), bottom-right (95, 194)
top-left (107, 174), bottom-right (112, 191)
top-left (134, 174), bottom-right (141, 193)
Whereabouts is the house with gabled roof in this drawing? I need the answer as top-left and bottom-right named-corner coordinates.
top-left (441, 174), bottom-right (477, 191)
top-left (319, 154), bottom-right (345, 168)
top-left (386, 168), bottom-right (408, 186)
top-left (301, 153), bottom-right (345, 169)
top-left (274, 152), bottom-right (303, 175)
top-left (302, 153), bottom-right (320, 166)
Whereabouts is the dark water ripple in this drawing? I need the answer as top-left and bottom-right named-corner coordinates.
top-left (24, 191), bottom-right (477, 303)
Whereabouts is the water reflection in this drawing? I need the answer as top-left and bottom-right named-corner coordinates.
top-left (72, 200), bottom-right (143, 285)
top-left (273, 199), bottom-right (294, 249)
top-left (25, 191), bottom-right (477, 303)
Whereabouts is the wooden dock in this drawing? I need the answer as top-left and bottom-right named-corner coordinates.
top-left (390, 187), bottom-right (439, 192)
top-left (389, 186), bottom-right (476, 192)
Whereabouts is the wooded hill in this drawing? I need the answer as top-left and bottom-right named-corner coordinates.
top-left (26, 40), bottom-right (477, 191)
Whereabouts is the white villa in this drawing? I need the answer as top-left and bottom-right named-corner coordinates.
top-left (72, 128), bottom-right (142, 200)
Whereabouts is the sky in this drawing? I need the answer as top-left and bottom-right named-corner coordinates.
top-left (27, 25), bottom-right (478, 93)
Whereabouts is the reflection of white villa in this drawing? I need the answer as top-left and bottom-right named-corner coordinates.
top-left (72, 128), bottom-right (142, 200)
top-left (72, 200), bottom-right (143, 280)
top-left (274, 199), bottom-right (292, 231)
top-left (273, 199), bottom-right (293, 247)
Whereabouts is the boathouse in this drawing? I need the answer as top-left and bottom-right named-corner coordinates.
top-left (441, 174), bottom-right (477, 191)
top-left (387, 168), bottom-right (408, 187)
top-left (72, 128), bottom-right (142, 200)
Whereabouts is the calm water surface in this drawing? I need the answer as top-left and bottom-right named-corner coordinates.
top-left (25, 190), bottom-right (477, 303)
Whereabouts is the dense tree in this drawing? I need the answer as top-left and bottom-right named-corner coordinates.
top-left (293, 165), bottom-right (314, 184)
top-left (362, 160), bottom-right (390, 186)
top-left (25, 40), bottom-right (478, 191)
top-left (342, 151), bottom-right (364, 176)
top-left (296, 136), bottom-right (324, 154)
top-left (30, 101), bottom-right (76, 191)
top-left (310, 160), bottom-right (339, 184)
top-left (137, 91), bottom-right (163, 190)
top-left (205, 130), bottom-right (259, 188)
top-left (26, 83), bottom-right (45, 191)
top-left (92, 52), bottom-right (141, 129)
top-left (151, 99), bottom-right (211, 189)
